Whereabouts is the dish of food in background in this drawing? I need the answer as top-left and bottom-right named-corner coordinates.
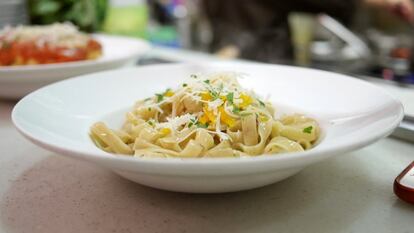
top-left (0, 31), bottom-right (150, 99)
top-left (91, 73), bottom-right (320, 158)
top-left (11, 62), bottom-right (403, 192)
top-left (0, 23), bottom-right (102, 66)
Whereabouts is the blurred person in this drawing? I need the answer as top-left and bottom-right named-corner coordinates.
top-left (202, 0), bottom-right (414, 63)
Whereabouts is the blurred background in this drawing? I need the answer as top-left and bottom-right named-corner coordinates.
top-left (2, 0), bottom-right (414, 85)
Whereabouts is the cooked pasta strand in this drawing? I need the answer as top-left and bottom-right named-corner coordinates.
top-left (91, 122), bottom-right (133, 155)
top-left (90, 73), bottom-right (320, 157)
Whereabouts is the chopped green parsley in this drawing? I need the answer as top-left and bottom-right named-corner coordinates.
top-left (303, 126), bottom-right (313, 134)
top-left (258, 100), bottom-right (265, 107)
top-left (226, 92), bottom-right (234, 104)
top-left (156, 94), bottom-right (164, 103)
top-left (232, 106), bottom-right (241, 114)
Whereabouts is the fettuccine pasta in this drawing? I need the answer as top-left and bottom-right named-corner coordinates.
top-left (90, 73), bottom-right (320, 158)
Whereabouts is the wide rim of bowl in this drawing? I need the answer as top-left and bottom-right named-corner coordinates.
top-left (0, 34), bottom-right (151, 73)
top-left (11, 62), bottom-right (404, 169)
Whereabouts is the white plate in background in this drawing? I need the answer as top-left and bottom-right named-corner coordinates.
top-left (0, 34), bottom-right (150, 99)
top-left (12, 62), bottom-right (403, 193)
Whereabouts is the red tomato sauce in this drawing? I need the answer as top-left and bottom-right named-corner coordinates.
top-left (0, 38), bottom-right (102, 66)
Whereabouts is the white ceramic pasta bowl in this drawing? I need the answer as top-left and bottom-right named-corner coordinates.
top-left (0, 34), bottom-right (150, 99)
top-left (12, 62), bottom-right (403, 193)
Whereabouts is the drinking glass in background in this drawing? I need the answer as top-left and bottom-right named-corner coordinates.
top-left (288, 13), bottom-right (316, 66)
top-left (145, 0), bottom-right (191, 48)
top-left (102, 0), bottom-right (148, 38)
top-left (0, 0), bottom-right (28, 28)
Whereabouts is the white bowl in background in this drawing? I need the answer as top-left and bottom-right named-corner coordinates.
top-left (0, 34), bottom-right (150, 99)
top-left (12, 62), bottom-right (403, 193)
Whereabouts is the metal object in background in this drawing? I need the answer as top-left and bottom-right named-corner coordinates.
top-left (392, 116), bottom-right (414, 143)
top-left (366, 30), bottom-right (413, 82)
top-left (0, 0), bottom-right (28, 28)
top-left (317, 14), bottom-right (371, 60)
top-left (310, 14), bottom-right (372, 72)
top-left (307, 15), bottom-right (414, 85)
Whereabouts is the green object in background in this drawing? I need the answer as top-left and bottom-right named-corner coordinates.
top-left (28, 0), bottom-right (108, 32)
top-left (147, 25), bottom-right (180, 47)
top-left (102, 4), bottom-right (148, 38)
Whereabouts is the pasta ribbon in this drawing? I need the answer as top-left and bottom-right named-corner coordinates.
top-left (90, 73), bottom-right (320, 158)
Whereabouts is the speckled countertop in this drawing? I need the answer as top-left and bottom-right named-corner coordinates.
top-left (1, 98), bottom-right (414, 233)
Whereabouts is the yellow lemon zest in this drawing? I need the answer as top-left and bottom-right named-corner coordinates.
top-left (203, 105), bottom-right (216, 123)
top-left (219, 106), bottom-right (236, 127)
top-left (164, 90), bottom-right (174, 97)
top-left (239, 93), bottom-right (252, 108)
top-left (200, 92), bottom-right (212, 101)
top-left (198, 114), bottom-right (209, 124)
top-left (159, 128), bottom-right (171, 136)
